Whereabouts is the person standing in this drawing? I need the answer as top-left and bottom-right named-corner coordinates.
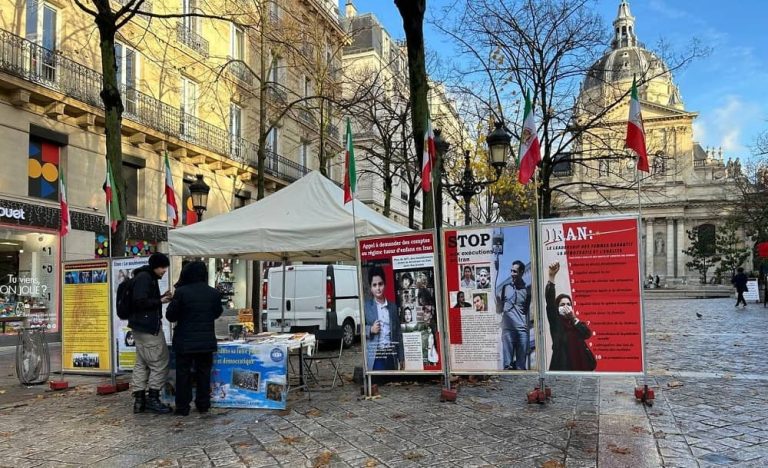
top-left (496, 260), bottom-right (531, 370)
top-left (130, 253), bottom-right (172, 414)
top-left (364, 266), bottom-right (402, 370)
top-left (166, 261), bottom-right (223, 416)
top-left (546, 262), bottom-right (595, 371)
top-left (732, 267), bottom-right (749, 309)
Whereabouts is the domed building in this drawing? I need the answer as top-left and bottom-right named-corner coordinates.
top-left (559, 0), bottom-right (748, 285)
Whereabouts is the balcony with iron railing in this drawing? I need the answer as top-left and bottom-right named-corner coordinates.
top-left (0, 28), bottom-right (311, 184)
top-left (226, 57), bottom-right (253, 85)
top-left (176, 22), bottom-right (209, 57)
top-left (113, 0), bottom-right (152, 13)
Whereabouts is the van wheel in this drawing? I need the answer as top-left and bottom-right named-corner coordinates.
top-left (342, 320), bottom-right (355, 349)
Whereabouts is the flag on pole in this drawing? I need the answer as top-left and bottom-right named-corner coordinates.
top-left (626, 77), bottom-right (649, 172)
top-left (518, 89), bottom-right (541, 184)
top-left (104, 161), bottom-right (122, 232)
top-left (343, 118), bottom-right (356, 204)
top-left (164, 152), bottom-right (179, 226)
top-left (59, 173), bottom-right (71, 237)
top-left (421, 112), bottom-right (436, 192)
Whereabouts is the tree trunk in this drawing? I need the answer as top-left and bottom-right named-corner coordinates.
top-left (96, 16), bottom-right (127, 257)
top-left (383, 147), bottom-right (392, 216)
top-left (318, 98), bottom-right (327, 177)
top-left (256, 0), bottom-right (268, 200)
top-left (395, 0), bottom-right (430, 228)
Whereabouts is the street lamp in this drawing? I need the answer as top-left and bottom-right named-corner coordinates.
top-left (189, 174), bottom-right (210, 221)
top-left (444, 122), bottom-right (512, 225)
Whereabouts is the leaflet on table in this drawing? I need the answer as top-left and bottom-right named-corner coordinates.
top-left (111, 257), bottom-right (171, 372)
top-left (539, 216), bottom-right (644, 374)
top-left (443, 223), bottom-right (537, 373)
top-left (61, 260), bottom-right (112, 374)
top-left (357, 232), bottom-right (442, 374)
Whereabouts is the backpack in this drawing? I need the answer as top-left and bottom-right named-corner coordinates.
top-left (116, 276), bottom-right (137, 320)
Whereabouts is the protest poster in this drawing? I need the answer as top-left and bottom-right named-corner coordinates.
top-left (744, 279), bottom-right (759, 302)
top-left (539, 216), bottom-right (644, 374)
top-left (443, 223), bottom-right (537, 373)
top-left (357, 232), bottom-right (442, 374)
top-left (110, 257), bottom-right (171, 371)
top-left (61, 260), bottom-right (111, 373)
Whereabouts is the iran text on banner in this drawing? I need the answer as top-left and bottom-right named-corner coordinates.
top-left (421, 113), bottom-right (436, 192)
top-left (103, 161), bottom-right (122, 232)
top-left (343, 118), bottom-right (356, 204)
top-left (517, 89), bottom-right (541, 185)
top-left (626, 77), bottom-right (649, 172)
top-left (164, 152), bottom-right (179, 226)
top-left (59, 173), bottom-right (71, 237)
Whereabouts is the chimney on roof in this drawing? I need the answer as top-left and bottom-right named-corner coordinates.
top-left (345, 0), bottom-right (357, 18)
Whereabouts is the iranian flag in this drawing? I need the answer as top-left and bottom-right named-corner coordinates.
top-left (626, 77), bottom-right (649, 172)
top-left (104, 161), bottom-right (122, 232)
top-left (59, 173), bottom-right (71, 237)
top-left (518, 89), bottom-right (541, 185)
top-left (422, 113), bottom-right (436, 192)
top-left (343, 118), bottom-right (356, 204)
top-left (164, 152), bottom-right (179, 226)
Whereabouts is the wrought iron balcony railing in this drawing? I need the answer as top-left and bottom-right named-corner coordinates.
top-left (328, 123), bottom-right (339, 140)
top-left (0, 28), bottom-right (311, 183)
top-left (226, 57), bottom-right (253, 85)
top-left (267, 82), bottom-right (287, 102)
top-left (299, 107), bottom-right (314, 125)
top-left (176, 22), bottom-right (209, 57)
top-left (113, 0), bottom-right (152, 13)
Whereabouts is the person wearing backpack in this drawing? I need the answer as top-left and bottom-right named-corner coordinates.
top-left (165, 261), bottom-right (223, 416)
top-left (129, 253), bottom-right (173, 414)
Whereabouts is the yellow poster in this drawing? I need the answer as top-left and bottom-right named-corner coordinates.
top-left (61, 260), bottom-right (111, 373)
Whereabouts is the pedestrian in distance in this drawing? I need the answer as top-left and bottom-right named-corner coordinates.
top-left (731, 267), bottom-right (748, 309)
top-left (130, 253), bottom-right (173, 414)
top-left (166, 261), bottom-right (223, 416)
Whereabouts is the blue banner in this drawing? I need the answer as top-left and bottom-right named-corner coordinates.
top-left (210, 342), bottom-right (289, 410)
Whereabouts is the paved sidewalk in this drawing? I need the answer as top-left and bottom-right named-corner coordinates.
top-left (0, 298), bottom-right (765, 467)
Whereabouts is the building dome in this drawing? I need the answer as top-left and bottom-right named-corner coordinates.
top-left (580, 1), bottom-right (682, 108)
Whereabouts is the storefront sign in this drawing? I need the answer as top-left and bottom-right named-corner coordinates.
top-left (443, 223), bottom-right (537, 373)
top-left (357, 232), bottom-right (443, 374)
top-left (0, 206), bottom-right (25, 220)
top-left (61, 260), bottom-right (112, 374)
top-left (539, 216), bottom-right (644, 374)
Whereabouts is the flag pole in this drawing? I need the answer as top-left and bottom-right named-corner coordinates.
top-left (532, 163), bottom-right (548, 402)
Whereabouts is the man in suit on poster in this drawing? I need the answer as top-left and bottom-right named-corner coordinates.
top-left (364, 266), bottom-right (403, 370)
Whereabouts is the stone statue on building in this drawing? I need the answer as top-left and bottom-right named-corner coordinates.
top-left (654, 233), bottom-right (665, 256)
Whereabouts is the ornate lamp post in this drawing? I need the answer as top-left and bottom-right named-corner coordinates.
top-left (444, 122), bottom-right (512, 225)
top-left (189, 174), bottom-right (210, 221)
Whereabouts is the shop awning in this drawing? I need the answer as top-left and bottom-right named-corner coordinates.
top-left (168, 171), bottom-right (409, 262)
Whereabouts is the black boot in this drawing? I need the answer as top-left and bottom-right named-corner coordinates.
top-left (132, 390), bottom-right (145, 414)
top-left (145, 389), bottom-right (172, 414)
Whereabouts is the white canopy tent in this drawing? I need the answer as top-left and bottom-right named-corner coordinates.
top-left (168, 171), bottom-right (409, 261)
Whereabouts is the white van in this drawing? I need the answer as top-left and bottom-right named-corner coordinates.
top-left (261, 265), bottom-right (360, 348)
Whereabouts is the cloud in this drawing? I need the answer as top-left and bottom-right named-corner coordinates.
top-left (694, 95), bottom-right (762, 155)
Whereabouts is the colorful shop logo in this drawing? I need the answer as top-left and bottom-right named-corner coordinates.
top-left (270, 347), bottom-right (285, 362)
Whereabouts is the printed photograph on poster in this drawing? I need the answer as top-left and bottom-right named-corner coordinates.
top-left (540, 217), bottom-right (644, 374)
top-left (444, 224), bottom-right (536, 373)
top-left (358, 232), bottom-right (442, 373)
top-left (72, 352), bottom-right (100, 368)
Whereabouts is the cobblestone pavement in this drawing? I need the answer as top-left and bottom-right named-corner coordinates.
top-left (0, 298), bottom-right (765, 467)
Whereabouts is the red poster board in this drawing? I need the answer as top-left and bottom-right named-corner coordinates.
top-left (539, 216), bottom-right (644, 374)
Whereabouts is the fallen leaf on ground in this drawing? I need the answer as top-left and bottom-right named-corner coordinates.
top-left (155, 459), bottom-right (174, 467)
top-left (306, 408), bottom-right (322, 417)
top-left (281, 435), bottom-right (302, 445)
top-left (667, 381), bottom-right (684, 388)
top-left (723, 372), bottom-right (734, 380)
top-left (608, 443), bottom-right (631, 454)
top-left (363, 459), bottom-right (378, 467)
top-left (0, 432), bottom-right (12, 437)
top-left (373, 426), bottom-right (387, 433)
top-left (654, 431), bottom-right (666, 439)
top-left (390, 413), bottom-right (407, 420)
top-left (312, 450), bottom-right (334, 468)
top-left (565, 420), bottom-right (577, 429)
top-left (631, 426), bottom-right (647, 434)
top-left (404, 452), bottom-right (424, 460)
top-left (542, 460), bottom-right (565, 468)
top-left (0, 390), bottom-right (5, 394)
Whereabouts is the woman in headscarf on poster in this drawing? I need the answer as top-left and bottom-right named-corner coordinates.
top-left (546, 262), bottom-right (596, 371)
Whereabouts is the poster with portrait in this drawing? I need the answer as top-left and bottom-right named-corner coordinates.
top-left (443, 223), bottom-right (537, 373)
top-left (110, 257), bottom-right (172, 371)
top-left (357, 232), bottom-right (442, 374)
top-left (62, 260), bottom-right (111, 374)
top-left (539, 216), bottom-right (644, 374)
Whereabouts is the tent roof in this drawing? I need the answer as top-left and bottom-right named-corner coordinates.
top-left (168, 171), bottom-right (409, 262)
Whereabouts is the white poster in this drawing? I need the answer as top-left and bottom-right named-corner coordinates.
top-left (745, 279), bottom-right (759, 301)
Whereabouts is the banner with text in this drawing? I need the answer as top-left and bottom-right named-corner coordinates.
top-left (62, 260), bottom-right (111, 374)
top-left (443, 223), bottom-right (537, 373)
top-left (357, 232), bottom-right (442, 374)
top-left (539, 216), bottom-right (644, 374)
top-left (111, 257), bottom-right (171, 371)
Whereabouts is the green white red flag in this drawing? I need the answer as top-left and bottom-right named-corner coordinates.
top-left (626, 77), bottom-right (649, 172)
top-left (343, 118), bottom-right (356, 204)
top-left (422, 113), bottom-right (436, 192)
top-left (104, 161), bottom-right (122, 232)
top-left (164, 152), bottom-right (179, 226)
top-left (518, 89), bottom-right (541, 184)
top-left (59, 173), bottom-right (70, 237)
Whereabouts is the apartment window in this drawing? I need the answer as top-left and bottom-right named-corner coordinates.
top-left (303, 76), bottom-right (311, 98)
top-left (269, 0), bottom-right (279, 22)
top-left (26, 2), bottom-right (58, 82)
top-left (266, 128), bottom-right (279, 171)
top-left (300, 143), bottom-right (309, 168)
top-left (122, 163), bottom-right (139, 217)
top-left (234, 191), bottom-right (250, 209)
top-left (231, 25), bottom-right (244, 60)
top-left (229, 103), bottom-right (242, 158)
top-left (182, 0), bottom-right (197, 31)
top-left (115, 43), bottom-right (138, 115)
top-left (180, 77), bottom-right (198, 138)
top-left (598, 160), bottom-right (610, 177)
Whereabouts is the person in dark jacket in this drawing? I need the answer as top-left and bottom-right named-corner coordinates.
top-left (130, 253), bottom-right (173, 414)
top-left (546, 262), bottom-right (595, 371)
top-left (732, 267), bottom-right (749, 309)
top-left (166, 261), bottom-right (223, 416)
